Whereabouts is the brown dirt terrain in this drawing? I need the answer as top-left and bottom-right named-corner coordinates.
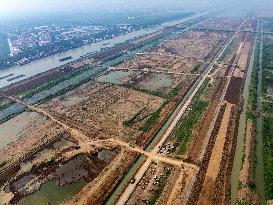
top-left (118, 31), bottom-right (228, 75)
top-left (39, 82), bottom-right (165, 145)
top-left (189, 31), bottom-right (254, 205)
top-left (63, 150), bottom-right (138, 205)
top-left (225, 77), bottom-right (244, 105)
top-left (213, 106), bottom-right (239, 204)
top-left (120, 52), bottom-right (196, 74)
top-left (0, 19), bottom-right (250, 205)
top-left (199, 17), bottom-right (243, 30)
top-left (186, 33), bottom-right (243, 166)
top-left (0, 112), bottom-right (65, 166)
top-left (125, 162), bottom-right (174, 205)
top-left (236, 121), bottom-right (260, 205)
top-left (1, 128), bottom-right (119, 204)
top-left (165, 167), bottom-right (197, 205)
top-left (187, 104), bottom-right (226, 205)
top-left (197, 103), bottom-right (233, 205)
top-left (188, 77), bottom-right (227, 163)
top-left (240, 122), bottom-right (254, 185)
top-left (162, 31), bottom-right (228, 60)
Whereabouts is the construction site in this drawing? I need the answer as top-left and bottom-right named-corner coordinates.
top-left (0, 15), bottom-right (261, 205)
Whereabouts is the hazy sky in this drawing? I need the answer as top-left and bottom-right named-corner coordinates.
top-left (0, 0), bottom-right (272, 16)
top-left (0, 0), bottom-right (205, 15)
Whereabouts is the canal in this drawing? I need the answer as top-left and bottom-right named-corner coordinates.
top-left (230, 26), bottom-right (258, 204)
top-left (255, 20), bottom-right (265, 204)
top-left (230, 20), bottom-right (266, 204)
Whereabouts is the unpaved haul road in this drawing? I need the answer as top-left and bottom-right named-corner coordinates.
top-left (5, 94), bottom-right (197, 168)
top-left (6, 95), bottom-right (91, 143)
top-left (108, 138), bottom-right (197, 168)
top-left (115, 21), bottom-right (245, 205)
top-left (198, 23), bottom-right (247, 162)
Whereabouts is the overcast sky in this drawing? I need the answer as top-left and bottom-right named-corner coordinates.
top-left (0, 0), bottom-right (207, 15)
top-left (0, 0), bottom-right (272, 17)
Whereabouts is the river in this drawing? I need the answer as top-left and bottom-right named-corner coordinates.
top-left (0, 26), bottom-right (186, 122)
top-left (0, 12), bottom-right (207, 89)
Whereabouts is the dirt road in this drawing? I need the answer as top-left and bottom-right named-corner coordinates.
top-left (7, 96), bottom-right (90, 143)
top-left (197, 103), bottom-right (232, 205)
top-left (115, 21), bottom-right (245, 205)
top-left (108, 139), bottom-right (196, 168)
top-left (6, 96), bottom-right (197, 169)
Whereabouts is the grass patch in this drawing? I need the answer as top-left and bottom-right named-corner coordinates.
top-left (123, 108), bottom-right (146, 127)
top-left (173, 77), bottom-right (209, 154)
top-left (168, 83), bottom-right (182, 97)
top-left (191, 64), bottom-right (200, 73)
top-left (246, 76), bottom-right (258, 120)
top-left (140, 103), bottom-right (166, 133)
top-left (175, 99), bottom-right (208, 154)
top-left (263, 101), bottom-right (273, 114)
top-left (261, 69), bottom-right (273, 95)
top-left (246, 41), bottom-right (259, 119)
top-left (263, 43), bottom-right (273, 70)
top-left (261, 34), bottom-right (273, 201)
top-left (124, 84), bottom-right (169, 99)
top-left (220, 38), bottom-right (239, 62)
top-left (263, 116), bottom-right (273, 200)
top-left (235, 199), bottom-right (249, 205)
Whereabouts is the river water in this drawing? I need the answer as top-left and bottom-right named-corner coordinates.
top-left (0, 12), bottom-right (207, 89)
top-left (0, 14), bottom-right (202, 122)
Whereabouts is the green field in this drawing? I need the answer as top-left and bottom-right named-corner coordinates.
top-left (175, 99), bottom-right (208, 154)
top-left (262, 34), bottom-right (273, 201)
top-left (263, 18), bottom-right (273, 33)
top-left (174, 79), bottom-right (209, 154)
top-left (263, 37), bottom-right (273, 70)
top-left (263, 116), bottom-right (273, 200)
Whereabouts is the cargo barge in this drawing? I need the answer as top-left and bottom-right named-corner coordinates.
top-left (0, 74), bottom-right (14, 80)
top-left (59, 56), bottom-right (72, 62)
top-left (7, 74), bottom-right (26, 82)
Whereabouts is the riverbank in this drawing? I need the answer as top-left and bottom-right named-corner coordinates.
top-left (0, 12), bottom-right (207, 89)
